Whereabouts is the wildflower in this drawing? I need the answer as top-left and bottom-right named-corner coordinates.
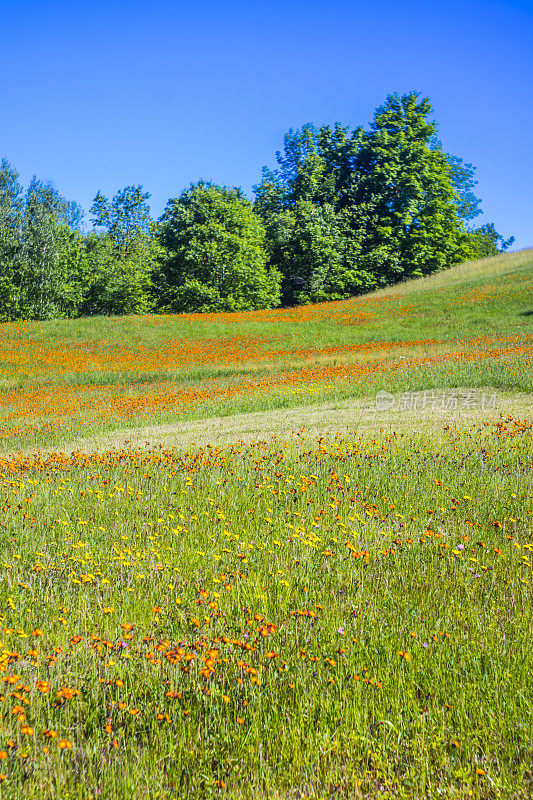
top-left (398, 651), bottom-right (410, 661)
top-left (58, 739), bottom-right (72, 750)
top-left (57, 687), bottom-right (80, 700)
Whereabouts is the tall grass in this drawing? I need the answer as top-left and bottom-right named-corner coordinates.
top-left (0, 418), bottom-right (531, 798)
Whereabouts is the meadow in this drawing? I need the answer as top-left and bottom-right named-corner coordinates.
top-left (0, 249), bottom-right (532, 455)
top-left (0, 251), bottom-right (532, 798)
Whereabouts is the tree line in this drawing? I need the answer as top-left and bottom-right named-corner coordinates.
top-left (0, 92), bottom-right (514, 321)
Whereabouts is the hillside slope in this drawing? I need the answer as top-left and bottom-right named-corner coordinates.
top-left (1, 249), bottom-right (532, 453)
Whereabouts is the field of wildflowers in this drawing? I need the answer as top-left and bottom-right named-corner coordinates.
top-left (0, 250), bottom-right (532, 454)
top-left (0, 419), bottom-right (531, 798)
top-left (0, 251), bottom-right (531, 798)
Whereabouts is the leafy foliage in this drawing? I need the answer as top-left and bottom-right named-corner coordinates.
top-left (0, 159), bottom-right (23, 321)
top-left (0, 164), bottom-right (86, 321)
top-left (469, 223), bottom-right (515, 257)
top-left (0, 92), bottom-right (514, 321)
top-left (255, 92), bottom-right (499, 300)
top-left (156, 182), bottom-right (281, 312)
top-left (86, 186), bottom-right (157, 315)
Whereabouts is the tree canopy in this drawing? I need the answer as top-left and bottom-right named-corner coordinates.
top-left (0, 92), bottom-right (513, 322)
top-left (254, 92), bottom-right (511, 303)
top-left (156, 182), bottom-right (280, 313)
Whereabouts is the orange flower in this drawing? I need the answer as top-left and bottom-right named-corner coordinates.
top-left (58, 739), bottom-right (72, 750)
top-left (57, 687), bottom-right (80, 700)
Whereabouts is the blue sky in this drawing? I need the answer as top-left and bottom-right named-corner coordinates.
top-left (1, 0), bottom-right (532, 247)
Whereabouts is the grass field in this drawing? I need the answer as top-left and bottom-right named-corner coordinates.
top-left (0, 251), bottom-right (532, 798)
top-left (0, 249), bottom-right (532, 455)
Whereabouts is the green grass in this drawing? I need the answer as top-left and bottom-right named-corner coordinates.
top-left (1, 249), bottom-right (532, 381)
top-left (0, 251), bottom-right (532, 797)
top-left (0, 249), bottom-right (532, 456)
top-left (0, 420), bottom-right (531, 798)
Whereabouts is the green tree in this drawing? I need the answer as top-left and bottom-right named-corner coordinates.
top-left (255, 126), bottom-right (374, 302)
top-left (88, 185), bottom-right (155, 314)
top-left (351, 92), bottom-right (478, 282)
top-left (254, 122), bottom-right (358, 214)
top-left (0, 159), bottom-right (23, 320)
top-left (1, 163), bottom-right (88, 321)
top-left (468, 223), bottom-right (515, 257)
top-left (261, 201), bottom-right (375, 305)
top-left (445, 153), bottom-right (482, 224)
top-left (256, 93), bottom-right (512, 300)
top-left (156, 182), bottom-right (280, 313)
top-left (55, 224), bottom-right (92, 318)
top-left (16, 178), bottom-right (85, 320)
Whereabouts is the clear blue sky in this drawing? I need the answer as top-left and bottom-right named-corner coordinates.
top-left (1, 0), bottom-right (532, 248)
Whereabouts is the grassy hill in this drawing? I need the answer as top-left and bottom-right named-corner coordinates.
top-left (0, 251), bottom-right (531, 799)
top-left (1, 248), bottom-right (532, 455)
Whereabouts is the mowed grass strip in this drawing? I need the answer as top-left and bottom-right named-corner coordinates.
top-left (0, 417), bottom-right (531, 798)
